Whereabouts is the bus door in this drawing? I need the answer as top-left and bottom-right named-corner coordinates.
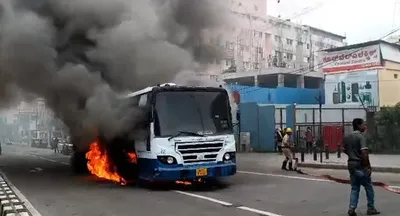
top-left (134, 93), bottom-right (151, 155)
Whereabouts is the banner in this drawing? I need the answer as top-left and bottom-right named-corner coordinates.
top-left (322, 45), bottom-right (381, 73)
top-left (324, 70), bottom-right (379, 107)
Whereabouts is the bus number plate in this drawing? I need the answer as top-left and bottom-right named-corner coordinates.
top-left (196, 168), bottom-right (207, 177)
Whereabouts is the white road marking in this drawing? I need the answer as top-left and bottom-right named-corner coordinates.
top-left (174, 191), bottom-right (231, 206)
top-left (0, 171), bottom-right (42, 216)
top-left (237, 206), bottom-right (283, 216)
top-left (238, 170), bottom-right (400, 189)
top-left (174, 190), bottom-right (283, 216)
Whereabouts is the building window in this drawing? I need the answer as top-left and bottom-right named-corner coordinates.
top-left (274, 35), bottom-right (281, 42)
top-left (254, 31), bottom-right (262, 38)
top-left (254, 5), bottom-right (258, 11)
top-left (286, 39), bottom-right (293, 45)
top-left (297, 41), bottom-right (303, 46)
top-left (275, 51), bottom-right (282, 58)
top-left (307, 43), bottom-right (310, 49)
top-left (225, 41), bottom-right (234, 49)
top-left (254, 62), bottom-right (259, 69)
top-left (286, 53), bottom-right (293, 61)
top-left (226, 59), bottom-right (232, 66)
top-left (395, 74), bottom-right (398, 79)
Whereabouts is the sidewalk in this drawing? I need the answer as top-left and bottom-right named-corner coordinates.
top-left (237, 152), bottom-right (400, 173)
top-left (297, 153), bottom-right (400, 173)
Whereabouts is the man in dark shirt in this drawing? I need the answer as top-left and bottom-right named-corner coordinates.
top-left (343, 118), bottom-right (380, 216)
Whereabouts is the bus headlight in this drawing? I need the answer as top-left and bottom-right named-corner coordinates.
top-left (224, 153), bottom-right (231, 160)
top-left (157, 156), bottom-right (177, 165)
top-left (167, 156), bottom-right (174, 164)
top-left (223, 152), bottom-right (235, 161)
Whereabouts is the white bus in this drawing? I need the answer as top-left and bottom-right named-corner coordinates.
top-left (120, 83), bottom-right (237, 182)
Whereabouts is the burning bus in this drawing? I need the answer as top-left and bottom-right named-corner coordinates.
top-left (71, 83), bottom-right (237, 184)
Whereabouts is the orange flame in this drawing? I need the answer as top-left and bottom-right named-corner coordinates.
top-left (85, 141), bottom-right (126, 184)
top-left (127, 152), bottom-right (137, 164)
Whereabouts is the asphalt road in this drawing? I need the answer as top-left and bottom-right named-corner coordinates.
top-left (0, 144), bottom-right (399, 216)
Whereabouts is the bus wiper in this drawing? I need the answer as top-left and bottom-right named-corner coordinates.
top-left (168, 131), bottom-right (204, 141)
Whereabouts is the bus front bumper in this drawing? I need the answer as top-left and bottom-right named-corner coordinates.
top-left (152, 162), bottom-right (237, 181)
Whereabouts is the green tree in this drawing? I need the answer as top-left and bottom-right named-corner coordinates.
top-left (373, 103), bottom-right (400, 153)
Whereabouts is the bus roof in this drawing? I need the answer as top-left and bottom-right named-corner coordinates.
top-left (119, 83), bottom-right (227, 99)
top-left (119, 83), bottom-right (177, 98)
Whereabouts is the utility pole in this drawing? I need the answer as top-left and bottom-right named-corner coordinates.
top-left (315, 90), bottom-right (323, 163)
top-left (319, 91), bottom-right (323, 162)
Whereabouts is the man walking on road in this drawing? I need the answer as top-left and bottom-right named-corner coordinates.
top-left (52, 137), bottom-right (59, 153)
top-left (343, 118), bottom-right (380, 216)
top-left (281, 128), bottom-right (294, 171)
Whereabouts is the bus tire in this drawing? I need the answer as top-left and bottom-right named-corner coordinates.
top-left (70, 151), bottom-right (88, 174)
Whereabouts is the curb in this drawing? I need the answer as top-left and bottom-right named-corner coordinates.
top-left (0, 177), bottom-right (31, 216)
top-left (298, 163), bottom-right (400, 174)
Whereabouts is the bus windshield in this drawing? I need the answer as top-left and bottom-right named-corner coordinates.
top-left (154, 90), bottom-right (232, 137)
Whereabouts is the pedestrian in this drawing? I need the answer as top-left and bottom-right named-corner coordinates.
top-left (52, 138), bottom-right (59, 153)
top-left (281, 128), bottom-right (295, 171)
top-left (343, 118), bottom-right (380, 216)
top-left (275, 127), bottom-right (283, 153)
top-left (305, 127), bottom-right (313, 154)
top-left (55, 137), bottom-right (59, 153)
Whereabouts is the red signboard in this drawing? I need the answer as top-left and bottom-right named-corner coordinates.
top-left (322, 45), bottom-right (381, 73)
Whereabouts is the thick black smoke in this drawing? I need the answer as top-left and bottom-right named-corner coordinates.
top-left (0, 0), bottom-right (228, 151)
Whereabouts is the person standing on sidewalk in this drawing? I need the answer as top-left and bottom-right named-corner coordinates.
top-left (305, 127), bottom-right (313, 154)
top-left (281, 128), bottom-right (294, 171)
top-left (343, 118), bottom-right (380, 216)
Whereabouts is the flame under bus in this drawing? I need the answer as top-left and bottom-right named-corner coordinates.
top-left (120, 83), bottom-right (237, 182)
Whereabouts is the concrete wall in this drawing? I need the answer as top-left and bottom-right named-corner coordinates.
top-left (378, 60), bottom-right (400, 106)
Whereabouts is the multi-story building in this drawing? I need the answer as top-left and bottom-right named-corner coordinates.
top-left (219, 13), bottom-right (346, 89)
top-left (204, 1), bottom-right (346, 91)
top-left (9, 99), bottom-right (53, 144)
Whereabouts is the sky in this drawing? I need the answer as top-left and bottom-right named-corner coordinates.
top-left (267, 0), bottom-right (400, 44)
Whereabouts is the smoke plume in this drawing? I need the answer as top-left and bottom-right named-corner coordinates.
top-left (0, 0), bottom-right (228, 150)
